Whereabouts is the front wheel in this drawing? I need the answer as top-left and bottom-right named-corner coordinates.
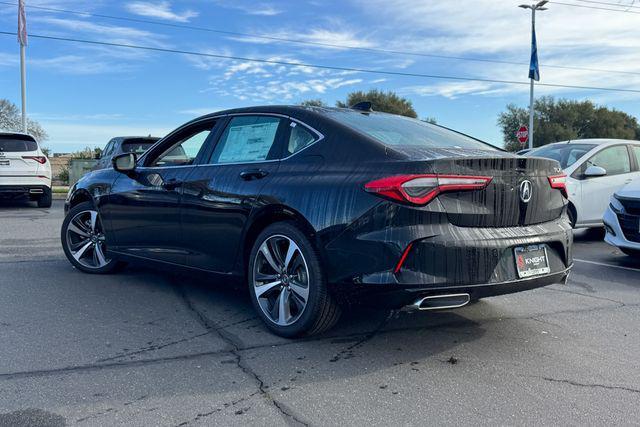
top-left (61, 201), bottom-right (122, 274)
top-left (248, 222), bottom-right (341, 338)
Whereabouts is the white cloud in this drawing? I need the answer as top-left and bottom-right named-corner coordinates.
top-left (402, 81), bottom-right (494, 99)
top-left (126, 1), bottom-right (198, 23)
top-left (229, 27), bottom-right (376, 50)
top-left (212, 1), bottom-right (283, 16)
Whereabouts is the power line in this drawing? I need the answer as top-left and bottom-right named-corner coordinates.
top-left (549, 0), bottom-right (640, 13)
top-left (2, 1), bottom-right (640, 77)
top-left (2, 30), bottom-right (640, 94)
top-left (571, 0), bottom-right (640, 10)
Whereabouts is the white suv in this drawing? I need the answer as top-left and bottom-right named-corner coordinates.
top-left (527, 139), bottom-right (640, 228)
top-left (0, 132), bottom-right (52, 207)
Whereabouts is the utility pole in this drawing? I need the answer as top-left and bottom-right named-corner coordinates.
top-left (519, 0), bottom-right (548, 149)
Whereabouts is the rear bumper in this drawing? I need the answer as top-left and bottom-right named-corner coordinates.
top-left (363, 267), bottom-right (571, 308)
top-left (0, 184), bottom-right (51, 198)
top-left (326, 207), bottom-right (572, 304)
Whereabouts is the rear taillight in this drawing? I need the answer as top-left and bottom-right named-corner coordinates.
top-left (548, 174), bottom-right (568, 198)
top-left (22, 156), bottom-right (47, 164)
top-left (364, 174), bottom-right (493, 206)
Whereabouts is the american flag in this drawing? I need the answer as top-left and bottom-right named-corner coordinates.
top-left (17, 0), bottom-right (27, 46)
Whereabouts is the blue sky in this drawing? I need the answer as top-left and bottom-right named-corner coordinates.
top-left (1, 0), bottom-right (640, 153)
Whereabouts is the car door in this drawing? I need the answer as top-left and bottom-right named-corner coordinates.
top-left (102, 119), bottom-right (217, 265)
top-left (577, 145), bottom-right (633, 224)
top-left (180, 114), bottom-right (288, 273)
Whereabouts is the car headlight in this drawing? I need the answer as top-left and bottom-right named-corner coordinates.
top-left (609, 195), bottom-right (625, 213)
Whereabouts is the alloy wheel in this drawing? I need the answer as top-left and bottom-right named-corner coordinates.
top-left (252, 234), bottom-right (310, 326)
top-left (65, 210), bottom-right (110, 269)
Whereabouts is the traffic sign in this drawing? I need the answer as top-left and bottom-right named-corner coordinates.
top-left (516, 126), bottom-right (529, 145)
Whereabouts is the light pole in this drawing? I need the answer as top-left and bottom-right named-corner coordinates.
top-left (519, 0), bottom-right (548, 149)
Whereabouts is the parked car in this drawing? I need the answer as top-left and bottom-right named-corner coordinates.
top-left (0, 132), bottom-right (52, 207)
top-left (93, 136), bottom-right (159, 170)
top-left (61, 106), bottom-right (573, 337)
top-left (604, 177), bottom-right (640, 256)
top-left (526, 139), bottom-right (640, 228)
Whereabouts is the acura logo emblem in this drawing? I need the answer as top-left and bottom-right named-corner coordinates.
top-left (520, 180), bottom-right (533, 203)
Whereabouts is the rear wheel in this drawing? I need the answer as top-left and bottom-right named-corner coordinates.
top-left (61, 201), bottom-right (122, 274)
top-left (248, 222), bottom-right (341, 338)
top-left (37, 188), bottom-right (52, 208)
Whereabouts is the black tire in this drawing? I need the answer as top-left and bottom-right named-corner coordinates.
top-left (620, 247), bottom-right (640, 257)
top-left (248, 222), bottom-right (341, 338)
top-left (37, 188), bottom-right (52, 208)
top-left (61, 201), bottom-right (123, 274)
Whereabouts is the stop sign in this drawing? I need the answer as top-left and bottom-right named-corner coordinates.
top-left (516, 126), bottom-right (529, 145)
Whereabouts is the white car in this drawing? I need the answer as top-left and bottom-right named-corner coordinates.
top-left (0, 132), bottom-right (52, 207)
top-left (527, 139), bottom-right (640, 228)
top-left (604, 177), bottom-right (640, 256)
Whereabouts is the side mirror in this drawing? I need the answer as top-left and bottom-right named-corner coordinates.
top-left (584, 165), bottom-right (607, 178)
top-left (112, 152), bottom-right (137, 173)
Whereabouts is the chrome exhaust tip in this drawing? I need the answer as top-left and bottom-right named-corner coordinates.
top-left (406, 293), bottom-right (471, 311)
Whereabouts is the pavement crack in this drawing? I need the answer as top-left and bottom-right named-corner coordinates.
top-left (537, 376), bottom-right (640, 394)
top-left (329, 311), bottom-right (395, 363)
top-left (171, 280), bottom-right (309, 426)
top-left (96, 331), bottom-right (213, 363)
top-left (544, 286), bottom-right (626, 306)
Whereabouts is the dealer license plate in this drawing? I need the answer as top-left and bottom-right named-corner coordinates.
top-left (514, 244), bottom-right (550, 278)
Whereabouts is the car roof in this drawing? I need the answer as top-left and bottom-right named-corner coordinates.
top-left (542, 138), bottom-right (640, 147)
top-left (0, 131), bottom-right (37, 141)
top-left (113, 136), bottom-right (160, 141)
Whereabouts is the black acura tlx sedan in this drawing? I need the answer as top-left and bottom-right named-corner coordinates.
top-left (61, 105), bottom-right (573, 337)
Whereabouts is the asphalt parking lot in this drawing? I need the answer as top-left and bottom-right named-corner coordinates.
top-left (1, 199), bottom-right (639, 426)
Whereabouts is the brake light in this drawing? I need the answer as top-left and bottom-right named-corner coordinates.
top-left (364, 174), bottom-right (493, 206)
top-left (548, 174), bottom-right (568, 198)
top-left (22, 156), bottom-right (47, 164)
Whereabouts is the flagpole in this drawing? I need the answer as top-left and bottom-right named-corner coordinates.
top-left (20, 42), bottom-right (26, 133)
top-left (528, 7), bottom-right (535, 150)
top-left (18, 0), bottom-right (27, 133)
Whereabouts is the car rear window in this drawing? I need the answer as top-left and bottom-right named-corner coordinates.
top-left (528, 143), bottom-right (596, 168)
top-left (0, 136), bottom-right (37, 152)
top-left (121, 139), bottom-right (157, 155)
top-left (325, 110), bottom-right (497, 151)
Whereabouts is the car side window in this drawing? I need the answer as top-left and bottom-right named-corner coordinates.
top-left (209, 116), bottom-right (282, 164)
top-left (150, 124), bottom-right (214, 167)
top-left (286, 122), bottom-right (316, 156)
top-left (586, 146), bottom-right (631, 176)
top-left (632, 146), bottom-right (640, 169)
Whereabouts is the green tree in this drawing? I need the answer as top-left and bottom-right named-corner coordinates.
top-left (299, 99), bottom-right (327, 107)
top-left (0, 99), bottom-right (48, 142)
top-left (499, 96), bottom-right (640, 151)
top-left (336, 89), bottom-right (418, 118)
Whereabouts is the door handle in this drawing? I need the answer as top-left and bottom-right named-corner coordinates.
top-left (162, 178), bottom-right (183, 190)
top-left (240, 169), bottom-right (268, 181)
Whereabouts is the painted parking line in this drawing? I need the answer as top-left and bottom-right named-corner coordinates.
top-left (574, 258), bottom-right (640, 273)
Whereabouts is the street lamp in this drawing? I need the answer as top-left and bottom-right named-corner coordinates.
top-left (519, 0), bottom-right (548, 149)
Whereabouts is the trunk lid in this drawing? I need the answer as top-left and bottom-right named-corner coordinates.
top-left (428, 156), bottom-right (565, 227)
top-left (0, 136), bottom-right (42, 177)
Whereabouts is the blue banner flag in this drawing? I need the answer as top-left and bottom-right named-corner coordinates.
top-left (529, 27), bottom-right (540, 81)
